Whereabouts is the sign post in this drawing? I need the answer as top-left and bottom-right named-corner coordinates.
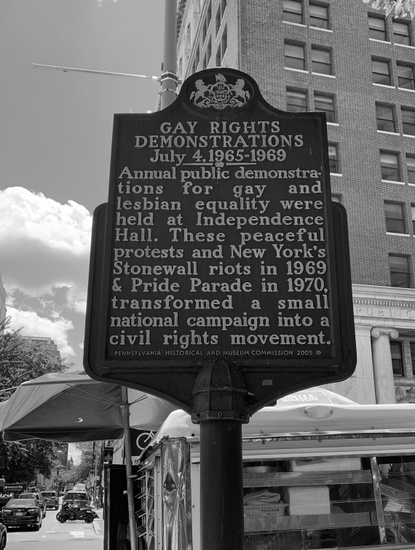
top-left (84, 68), bottom-right (356, 549)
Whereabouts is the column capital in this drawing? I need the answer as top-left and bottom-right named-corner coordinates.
top-left (371, 327), bottom-right (399, 340)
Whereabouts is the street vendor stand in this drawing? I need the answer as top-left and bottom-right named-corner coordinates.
top-left (134, 388), bottom-right (415, 550)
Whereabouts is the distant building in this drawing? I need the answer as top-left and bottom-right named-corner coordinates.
top-left (23, 336), bottom-right (61, 361)
top-left (176, 0), bottom-right (415, 405)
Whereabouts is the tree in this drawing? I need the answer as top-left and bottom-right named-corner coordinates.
top-left (363, 0), bottom-right (415, 18)
top-left (0, 318), bottom-right (70, 484)
top-left (0, 317), bottom-right (68, 400)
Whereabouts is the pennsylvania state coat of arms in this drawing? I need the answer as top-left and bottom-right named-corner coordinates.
top-left (189, 73), bottom-right (251, 110)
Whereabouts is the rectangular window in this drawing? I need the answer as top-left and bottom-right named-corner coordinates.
top-left (397, 62), bottom-right (415, 89)
top-left (391, 341), bottom-right (405, 376)
top-left (286, 89), bottom-right (307, 112)
top-left (381, 151), bottom-right (401, 181)
top-left (328, 143), bottom-right (339, 173)
top-left (401, 107), bottom-right (415, 136)
top-left (411, 204), bottom-right (415, 232)
top-left (407, 154), bottom-right (415, 184)
top-left (384, 201), bottom-right (406, 233)
top-left (368, 14), bottom-right (387, 40)
top-left (314, 93), bottom-right (336, 123)
top-left (410, 342), bottom-right (415, 374)
top-left (389, 254), bottom-right (411, 287)
top-left (284, 42), bottom-right (306, 70)
top-left (372, 58), bottom-right (392, 85)
top-left (376, 103), bottom-right (396, 132)
top-left (283, 0), bottom-right (303, 24)
top-left (309, 3), bottom-right (329, 29)
top-left (311, 46), bottom-right (332, 75)
top-left (393, 20), bottom-right (411, 45)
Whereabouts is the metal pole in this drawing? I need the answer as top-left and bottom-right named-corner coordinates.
top-left (200, 420), bottom-right (245, 550)
top-left (192, 361), bottom-right (248, 550)
top-left (121, 386), bottom-right (138, 550)
top-left (161, 0), bottom-right (178, 109)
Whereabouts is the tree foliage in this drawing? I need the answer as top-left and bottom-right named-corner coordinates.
top-left (363, 0), bottom-right (415, 18)
top-left (0, 317), bottom-right (67, 400)
top-left (0, 319), bottom-right (70, 483)
top-left (0, 440), bottom-right (57, 483)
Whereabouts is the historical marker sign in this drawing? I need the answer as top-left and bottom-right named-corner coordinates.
top-left (84, 68), bottom-right (356, 413)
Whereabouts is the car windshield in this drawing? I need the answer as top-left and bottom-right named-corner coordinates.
top-left (65, 493), bottom-right (87, 500)
top-left (19, 493), bottom-right (37, 499)
top-left (7, 499), bottom-right (36, 507)
top-left (41, 492), bottom-right (55, 497)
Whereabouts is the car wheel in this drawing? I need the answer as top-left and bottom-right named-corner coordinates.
top-left (34, 516), bottom-right (42, 531)
top-left (0, 533), bottom-right (6, 550)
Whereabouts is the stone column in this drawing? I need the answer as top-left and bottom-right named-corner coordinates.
top-left (371, 328), bottom-right (399, 404)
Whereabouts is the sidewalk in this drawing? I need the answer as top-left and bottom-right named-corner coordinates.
top-left (93, 507), bottom-right (104, 536)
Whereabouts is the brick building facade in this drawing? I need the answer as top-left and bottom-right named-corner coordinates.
top-left (176, 0), bottom-right (415, 404)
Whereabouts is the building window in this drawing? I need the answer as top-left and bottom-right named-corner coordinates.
top-left (372, 58), bottom-right (391, 85)
top-left (314, 93), bottom-right (336, 123)
top-left (397, 62), bottom-right (415, 90)
top-left (389, 254), bottom-right (411, 287)
top-left (368, 15), bottom-right (387, 41)
top-left (283, 0), bottom-right (303, 24)
top-left (391, 341), bottom-right (405, 376)
top-left (411, 204), bottom-right (415, 232)
top-left (284, 42), bottom-right (306, 70)
top-left (393, 20), bottom-right (411, 45)
top-left (311, 46), bottom-right (332, 75)
top-left (309, 3), bottom-right (329, 29)
top-left (401, 107), bottom-right (415, 136)
top-left (381, 151), bottom-right (401, 181)
top-left (376, 103), bottom-right (396, 132)
top-left (407, 154), bottom-right (415, 184)
top-left (410, 342), bottom-right (415, 374)
top-left (328, 143), bottom-right (339, 173)
top-left (384, 201), bottom-right (406, 233)
top-left (286, 89), bottom-right (307, 112)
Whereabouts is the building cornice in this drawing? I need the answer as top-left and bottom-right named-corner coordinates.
top-left (352, 284), bottom-right (415, 309)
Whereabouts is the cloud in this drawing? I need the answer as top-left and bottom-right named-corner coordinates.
top-left (0, 187), bottom-right (92, 302)
top-left (7, 306), bottom-right (75, 359)
top-left (0, 187), bottom-right (94, 365)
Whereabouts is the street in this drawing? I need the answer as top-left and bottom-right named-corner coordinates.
top-left (5, 507), bottom-right (103, 549)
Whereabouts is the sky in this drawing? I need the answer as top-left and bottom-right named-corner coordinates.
top-left (0, 0), bottom-right (165, 369)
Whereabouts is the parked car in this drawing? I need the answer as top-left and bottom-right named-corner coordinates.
top-left (0, 522), bottom-right (6, 549)
top-left (0, 521), bottom-right (6, 549)
top-left (40, 490), bottom-right (59, 510)
top-left (18, 493), bottom-right (46, 517)
top-left (1, 497), bottom-right (42, 530)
